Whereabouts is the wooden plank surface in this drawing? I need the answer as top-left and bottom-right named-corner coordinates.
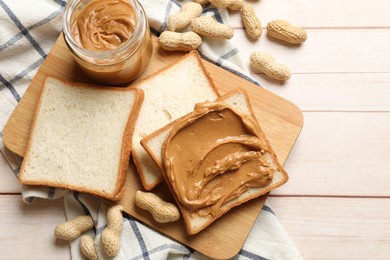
top-left (1, 0), bottom-right (390, 259)
top-left (2, 35), bottom-right (303, 259)
top-left (275, 112), bottom-right (390, 196)
top-left (232, 29), bottom-right (390, 74)
top-left (4, 111), bottom-right (390, 197)
top-left (3, 194), bottom-right (390, 260)
top-left (269, 197), bottom-right (390, 260)
top-left (228, 0), bottom-right (390, 28)
top-left (0, 196), bottom-right (70, 259)
top-left (254, 73), bottom-right (390, 111)
top-left (0, 152), bottom-right (21, 193)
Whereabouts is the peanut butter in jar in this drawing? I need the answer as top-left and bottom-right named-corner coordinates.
top-left (63, 0), bottom-right (153, 85)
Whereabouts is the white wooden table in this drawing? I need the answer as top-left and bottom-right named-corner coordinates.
top-left (1, 1), bottom-right (390, 259)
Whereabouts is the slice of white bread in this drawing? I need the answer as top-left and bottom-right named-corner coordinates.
top-left (19, 76), bottom-right (144, 201)
top-left (132, 51), bottom-right (219, 190)
top-left (141, 89), bottom-right (288, 235)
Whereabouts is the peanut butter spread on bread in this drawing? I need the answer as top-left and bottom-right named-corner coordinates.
top-left (71, 0), bottom-right (136, 51)
top-left (162, 102), bottom-right (275, 217)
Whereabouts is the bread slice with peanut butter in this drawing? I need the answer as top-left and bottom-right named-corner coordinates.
top-left (141, 89), bottom-right (288, 235)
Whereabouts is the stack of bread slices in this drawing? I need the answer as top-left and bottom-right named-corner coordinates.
top-left (19, 51), bottom-right (288, 235)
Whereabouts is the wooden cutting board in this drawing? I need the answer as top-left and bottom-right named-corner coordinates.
top-left (3, 34), bottom-right (303, 259)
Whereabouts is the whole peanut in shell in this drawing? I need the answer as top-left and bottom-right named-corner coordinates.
top-left (209, 0), bottom-right (243, 11)
top-left (54, 215), bottom-right (94, 241)
top-left (79, 235), bottom-right (99, 260)
top-left (135, 190), bottom-right (180, 223)
top-left (158, 31), bottom-right (202, 51)
top-left (241, 3), bottom-right (262, 40)
top-left (100, 204), bottom-right (124, 257)
top-left (191, 16), bottom-right (234, 39)
top-left (167, 2), bottom-right (202, 31)
top-left (267, 20), bottom-right (307, 44)
top-left (250, 51), bottom-right (291, 81)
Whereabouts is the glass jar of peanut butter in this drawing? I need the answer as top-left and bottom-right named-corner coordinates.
top-left (63, 0), bottom-right (153, 85)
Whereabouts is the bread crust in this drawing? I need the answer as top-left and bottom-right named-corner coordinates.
top-left (113, 87), bottom-right (144, 201)
top-left (131, 50), bottom-right (220, 191)
top-left (19, 76), bottom-right (144, 201)
top-left (141, 89), bottom-right (288, 234)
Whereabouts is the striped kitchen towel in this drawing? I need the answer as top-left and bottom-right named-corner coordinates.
top-left (0, 0), bottom-right (302, 259)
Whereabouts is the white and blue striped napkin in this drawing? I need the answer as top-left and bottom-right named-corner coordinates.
top-left (0, 0), bottom-right (302, 259)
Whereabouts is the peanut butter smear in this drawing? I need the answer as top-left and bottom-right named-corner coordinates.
top-left (162, 103), bottom-right (275, 217)
top-left (71, 0), bottom-right (136, 51)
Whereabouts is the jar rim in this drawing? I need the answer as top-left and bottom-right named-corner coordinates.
top-left (63, 0), bottom-right (147, 64)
